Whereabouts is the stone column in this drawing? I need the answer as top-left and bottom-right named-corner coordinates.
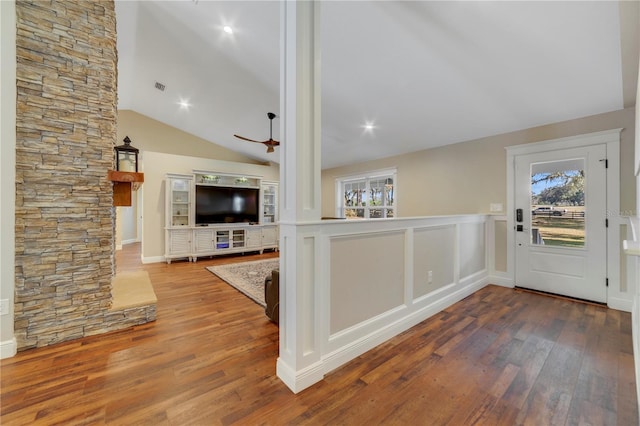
top-left (0, 0), bottom-right (18, 358)
top-left (277, 0), bottom-right (323, 393)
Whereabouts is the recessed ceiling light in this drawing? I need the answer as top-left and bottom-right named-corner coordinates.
top-left (223, 26), bottom-right (233, 35)
top-left (179, 99), bottom-right (191, 110)
top-left (363, 122), bottom-right (375, 131)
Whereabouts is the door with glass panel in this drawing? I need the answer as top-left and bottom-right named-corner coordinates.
top-left (514, 145), bottom-right (607, 303)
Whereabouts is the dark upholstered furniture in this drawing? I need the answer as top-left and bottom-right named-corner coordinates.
top-left (264, 268), bottom-right (279, 324)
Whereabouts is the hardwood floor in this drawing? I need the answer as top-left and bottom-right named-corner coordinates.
top-left (1, 243), bottom-right (637, 425)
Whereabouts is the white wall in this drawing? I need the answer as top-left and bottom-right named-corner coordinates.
top-left (115, 203), bottom-right (137, 251)
top-left (119, 205), bottom-right (137, 243)
top-left (141, 151), bottom-right (279, 262)
top-left (0, 0), bottom-right (17, 358)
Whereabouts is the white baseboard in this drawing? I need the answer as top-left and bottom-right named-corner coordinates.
top-left (276, 357), bottom-right (324, 394)
top-left (0, 337), bottom-right (17, 359)
top-left (122, 238), bottom-right (139, 245)
top-left (142, 255), bottom-right (165, 264)
top-left (608, 296), bottom-right (633, 313)
top-left (488, 274), bottom-right (514, 288)
top-left (321, 276), bottom-right (488, 379)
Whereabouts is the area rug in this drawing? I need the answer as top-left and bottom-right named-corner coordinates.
top-left (206, 259), bottom-right (279, 307)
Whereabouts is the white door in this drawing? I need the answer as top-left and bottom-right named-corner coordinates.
top-left (514, 144), bottom-right (608, 303)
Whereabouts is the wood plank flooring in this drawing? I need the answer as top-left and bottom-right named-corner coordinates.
top-left (1, 243), bottom-right (637, 425)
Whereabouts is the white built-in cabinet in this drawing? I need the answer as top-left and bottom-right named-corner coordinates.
top-left (165, 174), bottom-right (194, 263)
top-left (261, 225), bottom-right (278, 250)
top-left (246, 227), bottom-right (262, 249)
top-left (261, 181), bottom-right (279, 252)
top-left (262, 181), bottom-right (278, 224)
top-left (164, 172), bottom-right (279, 264)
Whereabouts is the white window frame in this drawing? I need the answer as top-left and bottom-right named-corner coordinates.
top-left (335, 168), bottom-right (397, 219)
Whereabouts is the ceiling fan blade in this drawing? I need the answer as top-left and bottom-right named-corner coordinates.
top-left (234, 134), bottom-right (264, 143)
top-left (236, 113), bottom-right (279, 154)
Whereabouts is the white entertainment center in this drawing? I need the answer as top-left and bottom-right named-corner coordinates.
top-left (164, 171), bottom-right (278, 263)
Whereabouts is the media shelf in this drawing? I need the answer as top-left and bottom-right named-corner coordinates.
top-left (189, 225), bottom-right (276, 262)
top-left (216, 230), bottom-right (230, 249)
top-left (232, 230), bottom-right (244, 248)
top-left (164, 171), bottom-right (279, 264)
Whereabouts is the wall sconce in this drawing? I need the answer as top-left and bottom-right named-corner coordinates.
top-left (114, 136), bottom-right (139, 172)
top-left (108, 136), bottom-right (144, 207)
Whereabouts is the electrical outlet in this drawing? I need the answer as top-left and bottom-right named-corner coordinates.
top-left (427, 270), bottom-right (433, 284)
top-left (490, 203), bottom-right (503, 213)
top-left (0, 299), bottom-right (9, 315)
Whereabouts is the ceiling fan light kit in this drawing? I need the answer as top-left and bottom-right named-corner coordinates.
top-left (234, 112), bottom-right (280, 153)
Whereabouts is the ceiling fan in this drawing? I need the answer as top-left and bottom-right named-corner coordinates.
top-left (234, 112), bottom-right (280, 153)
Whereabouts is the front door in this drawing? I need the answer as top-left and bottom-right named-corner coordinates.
top-left (514, 144), bottom-right (607, 303)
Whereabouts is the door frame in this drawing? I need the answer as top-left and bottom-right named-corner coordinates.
top-left (506, 128), bottom-right (622, 308)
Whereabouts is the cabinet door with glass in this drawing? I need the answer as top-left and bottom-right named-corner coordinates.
top-left (261, 182), bottom-right (278, 224)
top-left (166, 174), bottom-right (193, 227)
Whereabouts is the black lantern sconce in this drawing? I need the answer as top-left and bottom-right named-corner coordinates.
top-left (114, 136), bottom-right (139, 172)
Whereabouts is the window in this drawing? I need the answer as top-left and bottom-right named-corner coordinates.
top-left (336, 170), bottom-right (396, 219)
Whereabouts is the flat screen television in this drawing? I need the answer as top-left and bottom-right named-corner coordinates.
top-left (195, 185), bottom-right (259, 225)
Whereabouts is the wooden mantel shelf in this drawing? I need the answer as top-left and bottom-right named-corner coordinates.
top-left (107, 170), bottom-right (144, 183)
top-left (107, 170), bottom-right (144, 206)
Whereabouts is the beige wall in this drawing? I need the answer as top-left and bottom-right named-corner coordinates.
top-left (118, 110), bottom-right (266, 165)
top-left (322, 108), bottom-right (636, 218)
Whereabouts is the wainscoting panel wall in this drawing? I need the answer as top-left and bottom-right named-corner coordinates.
top-left (330, 231), bottom-right (406, 334)
top-left (459, 222), bottom-right (486, 279)
top-left (296, 215), bottom-right (490, 390)
top-left (303, 235), bottom-right (316, 355)
top-left (622, 224), bottom-right (629, 292)
top-left (494, 219), bottom-right (508, 273)
top-left (413, 225), bottom-right (456, 299)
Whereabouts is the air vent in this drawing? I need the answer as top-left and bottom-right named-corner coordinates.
top-left (154, 81), bottom-right (166, 91)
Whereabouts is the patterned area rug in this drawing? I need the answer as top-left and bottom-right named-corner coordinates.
top-left (206, 259), bottom-right (279, 307)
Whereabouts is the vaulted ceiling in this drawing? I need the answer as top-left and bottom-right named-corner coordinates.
top-left (115, 1), bottom-right (638, 169)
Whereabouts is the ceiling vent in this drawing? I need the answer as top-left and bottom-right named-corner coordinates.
top-left (154, 81), bottom-right (166, 92)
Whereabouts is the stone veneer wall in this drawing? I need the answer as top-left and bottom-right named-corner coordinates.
top-left (15, 0), bottom-right (155, 350)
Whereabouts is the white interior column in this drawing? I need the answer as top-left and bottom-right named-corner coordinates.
top-left (277, 0), bottom-right (323, 393)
